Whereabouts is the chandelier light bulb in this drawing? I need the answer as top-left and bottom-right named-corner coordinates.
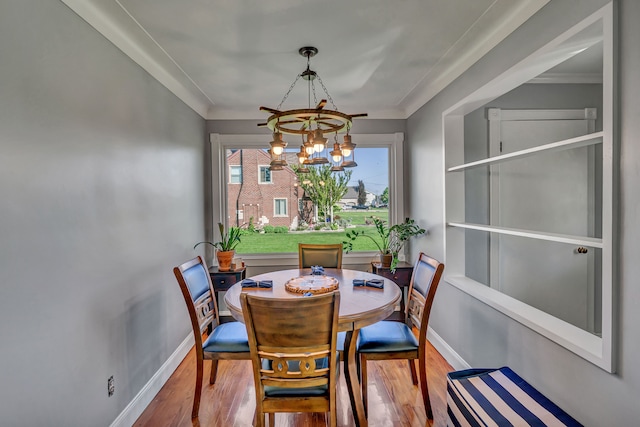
top-left (330, 142), bottom-right (343, 162)
top-left (342, 134), bottom-right (354, 157)
top-left (269, 132), bottom-right (286, 156)
top-left (313, 129), bottom-right (327, 153)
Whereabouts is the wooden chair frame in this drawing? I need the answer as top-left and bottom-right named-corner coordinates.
top-left (298, 243), bottom-right (343, 269)
top-left (241, 291), bottom-right (341, 427)
top-left (173, 256), bottom-right (251, 418)
top-left (359, 252), bottom-right (444, 420)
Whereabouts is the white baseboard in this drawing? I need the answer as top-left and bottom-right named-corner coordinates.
top-left (110, 333), bottom-right (194, 427)
top-left (427, 327), bottom-right (471, 371)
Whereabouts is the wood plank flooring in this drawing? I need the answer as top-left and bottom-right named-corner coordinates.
top-left (134, 340), bottom-right (453, 427)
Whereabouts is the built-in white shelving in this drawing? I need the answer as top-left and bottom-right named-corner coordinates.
top-left (446, 222), bottom-right (603, 247)
top-left (447, 131), bottom-right (603, 172)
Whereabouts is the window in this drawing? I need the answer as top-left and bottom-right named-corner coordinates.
top-left (210, 134), bottom-right (405, 259)
top-left (443, 4), bottom-right (614, 372)
top-left (274, 198), bottom-right (287, 216)
top-left (259, 166), bottom-right (271, 184)
top-left (230, 165), bottom-right (242, 184)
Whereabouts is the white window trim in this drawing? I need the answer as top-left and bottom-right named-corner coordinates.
top-left (209, 133), bottom-right (405, 265)
top-left (274, 198), bottom-right (288, 217)
top-left (258, 165), bottom-right (272, 184)
top-left (229, 165), bottom-right (242, 184)
top-left (442, 3), bottom-right (615, 372)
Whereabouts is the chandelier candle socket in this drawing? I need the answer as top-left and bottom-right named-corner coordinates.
top-left (258, 46), bottom-right (367, 171)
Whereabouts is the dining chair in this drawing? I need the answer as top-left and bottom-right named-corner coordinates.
top-left (357, 252), bottom-right (444, 419)
top-left (173, 256), bottom-right (251, 418)
top-left (298, 243), bottom-right (343, 268)
top-left (241, 291), bottom-right (341, 427)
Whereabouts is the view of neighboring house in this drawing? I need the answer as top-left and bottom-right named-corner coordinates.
top-left (226, 149), bottom-right (302, 228)
top-left (339, 186), bottom-right (376, 208)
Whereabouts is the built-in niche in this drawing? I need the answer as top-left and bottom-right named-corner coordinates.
top-left (443, 2), bottom-right (615, 372)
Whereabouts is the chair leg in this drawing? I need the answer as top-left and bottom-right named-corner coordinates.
top-left (360, 354), bottom-right (368, 417)
top-left (418, 356), bottom-right (433, 419)
top-left (192, 356), bottom-right (203, 418)
top-left (209, 360), bottom-right (219, 384)
top-left (330, 390), bottom-right (338, 427)
top-left (409, 359), bottom-right (418, 385)
top-left (268, 413), bottom-right (275, 426)
top-left (253, 409), bottom-right (264, 427)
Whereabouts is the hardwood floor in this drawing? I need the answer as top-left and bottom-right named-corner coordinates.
top-left (134, 339), bottom-right (453, 427)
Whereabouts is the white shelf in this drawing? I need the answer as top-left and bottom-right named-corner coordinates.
top-left (447, 131), bottom-right (603, 172)
top-left (447, 222), bottom-right (603, 248)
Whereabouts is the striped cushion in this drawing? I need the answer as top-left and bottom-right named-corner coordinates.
top-left (447, 367), bottom-right (582, 427)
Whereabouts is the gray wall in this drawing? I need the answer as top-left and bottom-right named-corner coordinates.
top-left (463, 83), bottom-right (603, 284)
top-left (407, 0), bottom-right (640, 425)
top-left (0, 2), bottom-right (206, 426)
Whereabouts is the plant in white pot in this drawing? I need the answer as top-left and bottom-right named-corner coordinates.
top-left (343, 217), bottom-right (425, 271)
top-left (194, 223), bottom-right (242, 271)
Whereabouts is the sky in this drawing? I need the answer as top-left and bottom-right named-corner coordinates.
top-left (283, 146), bottom-right (389, 195)
top-left (345, 147), bottom-right (389, 195)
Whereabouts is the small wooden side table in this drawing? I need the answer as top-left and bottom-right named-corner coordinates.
top-left (371, 261), bottom-right (414, 321)
top-left (208, 266), bottom-right (246, 322)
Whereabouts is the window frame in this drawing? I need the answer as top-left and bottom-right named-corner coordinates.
top-left (258, 165), bottom-right (272, 184)
top-left (274, 198), bottom-right (287, 217)
top-left (210, 133), bottom-right (406, 267)
top-left (229, 165), bottom-right (242, 184)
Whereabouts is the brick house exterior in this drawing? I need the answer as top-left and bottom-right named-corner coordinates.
top-left (226, 149), bottom-right (303, 228)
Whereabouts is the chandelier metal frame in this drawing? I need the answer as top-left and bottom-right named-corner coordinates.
top-left (258, 46), bottom-right (367, 171)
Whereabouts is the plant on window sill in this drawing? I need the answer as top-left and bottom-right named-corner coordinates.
top-left (343, 217), bottom-right (425, 271)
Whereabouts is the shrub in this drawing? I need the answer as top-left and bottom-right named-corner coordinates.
top-left (274, 226), bottom-right (289, 233)
top-left (263, 225), bottom-right (275, 234)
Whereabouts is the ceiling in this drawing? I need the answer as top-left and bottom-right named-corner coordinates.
top-left (61, 0), bottom-right (551, 120)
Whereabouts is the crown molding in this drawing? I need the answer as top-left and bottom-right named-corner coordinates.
top-left (62, 0), bottom-right (549, 121)
top-left (399, 0), bottom-right (551, 118)
top-left (61, 0), bottom-right (214, 119)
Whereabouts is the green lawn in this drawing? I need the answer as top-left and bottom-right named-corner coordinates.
top-left (235, 208), bottom-right (389, 254)
top-left (332, 208), bottom-right (388, 225)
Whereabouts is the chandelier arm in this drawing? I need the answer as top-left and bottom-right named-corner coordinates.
top-left (261, 46), bottom-right (366, 172)
top-left (316, 121), bottom-right (342, 130)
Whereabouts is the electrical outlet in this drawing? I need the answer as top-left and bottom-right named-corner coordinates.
top-left (108, 376), bottom-right (115, 397)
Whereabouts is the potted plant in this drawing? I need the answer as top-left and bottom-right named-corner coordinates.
top-left (193, 222), bottom-right (242, 271)
top-left (343, 217), bottom-right (425, 271)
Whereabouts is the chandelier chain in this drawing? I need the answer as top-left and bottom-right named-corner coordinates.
top-left (276, 73), bottom-right (302, 111)
top-left (311, 80), bottom-right (319, 107)
top-left (315, 74), bottom-right (338, 111)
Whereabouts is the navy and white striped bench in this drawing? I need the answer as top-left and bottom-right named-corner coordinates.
top-left (447, 367), bottom-right (582, 427)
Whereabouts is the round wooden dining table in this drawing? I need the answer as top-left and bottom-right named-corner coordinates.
top-left (224, 268), bottom-right (401, 427)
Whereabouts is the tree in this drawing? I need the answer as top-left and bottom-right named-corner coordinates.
top-left (357, 180), bottom-right (367, 206)
top-left (293, 165), bottom-right (352, 223)
top-left (380, 187), bottom-right (389, 204)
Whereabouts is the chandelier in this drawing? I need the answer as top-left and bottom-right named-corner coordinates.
top-left (258, 47), bottom-right (367, 172)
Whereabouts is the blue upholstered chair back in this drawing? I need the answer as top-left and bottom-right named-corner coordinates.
top-left (175, 256), bottom-right (219, 336)
top-left (183, 261), bottom-right (211, 303)
top-left (406, 253), bottom-right (444, 331)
